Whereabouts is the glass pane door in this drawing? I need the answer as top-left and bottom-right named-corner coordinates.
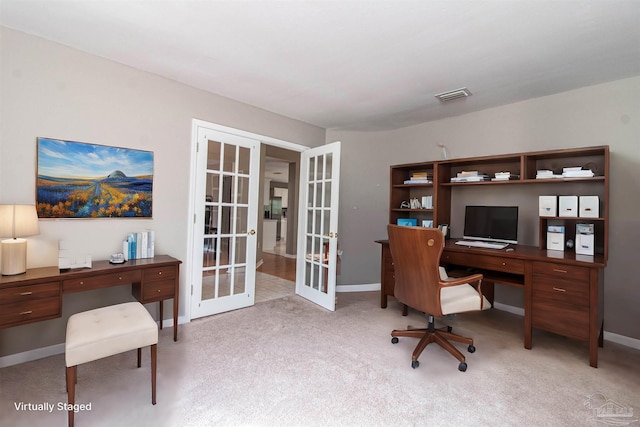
top-left (192, 128), bottom-right (259, 318)
top-left (296, 142), bottom-right (341, 311)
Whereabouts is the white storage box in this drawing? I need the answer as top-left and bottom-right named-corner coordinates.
top-left (546, 225), bottom-right (565, 251)
top-left (559, 196), bottom-right (578, 217)
top-left (539, 196), bottom-right (557, 217)
top-left (576, 224), bottom-right (595, 255)
top-left (579, 196), bottom-right (599, 218)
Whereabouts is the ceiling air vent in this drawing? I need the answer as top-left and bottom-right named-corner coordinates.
top-left (435, 87), bottom-right (471, 102)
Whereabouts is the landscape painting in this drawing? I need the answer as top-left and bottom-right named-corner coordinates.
top-left (36, 137), bottom-right (154, 218)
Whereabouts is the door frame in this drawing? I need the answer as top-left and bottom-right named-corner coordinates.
top-left (186, 119), bottom-right (310, 321)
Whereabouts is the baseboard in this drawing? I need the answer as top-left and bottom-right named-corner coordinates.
top-left (0, 316), bottom-right (187, 368)
top-left (0, 343), bottom-right (65, 368)
top-left (337, 283), bottom-right (380, 293)
top-left (492, 302), bottom-right (525, 317)
top-left (604, 331), bottom-right (640, 350)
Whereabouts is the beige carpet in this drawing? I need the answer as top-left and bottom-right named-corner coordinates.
top-left (1, 291), bottom-right (639, 426)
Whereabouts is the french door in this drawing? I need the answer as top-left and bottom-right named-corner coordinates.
top-left (190, 125), bottom-right (260, 319)
top-left (296, 141), bottom-right (341, 311)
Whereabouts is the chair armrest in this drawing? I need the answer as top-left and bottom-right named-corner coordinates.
top-left (440, 273), bottom-right (485, 309)
top-left (440, 273), bottom-right (483, 288)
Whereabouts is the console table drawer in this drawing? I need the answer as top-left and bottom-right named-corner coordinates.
top-left (532, 262), bottom-right (589, 281)
top-left (532, 299), bottom-right (589, 341)
top-left (443, 252), bottom-right (524, 274)
top-left (63, 270), bottom-right (142, 293)
top-left (143, 266), bottom-right (177, 283)
top-left (0, 281), bottom-right (61, 327)
top-left (0, 281), bottom-right (60, 304)
top-left (532, 275), bottom-right (589, 306)
top-left (139, 279), bottom-right (176, 304)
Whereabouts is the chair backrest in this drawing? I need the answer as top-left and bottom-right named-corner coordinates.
top-left (387, 225), bottom-right (445, 316)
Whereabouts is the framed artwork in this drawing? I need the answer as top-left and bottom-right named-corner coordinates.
top-left (36, 137), bottom-right (154, 218)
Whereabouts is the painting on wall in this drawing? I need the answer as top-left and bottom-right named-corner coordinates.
top-left (36, 137), bottom-right (154, 218)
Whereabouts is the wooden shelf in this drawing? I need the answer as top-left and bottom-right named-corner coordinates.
top-left (389, 146), bottom-right (609, 260)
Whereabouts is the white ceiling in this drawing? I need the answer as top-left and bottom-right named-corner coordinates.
top-left (1, 1), bottom-right (639, 131)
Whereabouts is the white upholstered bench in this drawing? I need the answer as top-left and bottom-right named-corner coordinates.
top-left (65, 302), bottom-right (158, 427)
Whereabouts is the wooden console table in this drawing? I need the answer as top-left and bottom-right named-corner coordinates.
top-left (0, 255), bottom-right (181, 341)
top-left (376, 240), bottom-right (605, 367)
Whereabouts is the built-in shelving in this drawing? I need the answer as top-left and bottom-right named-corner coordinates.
top-left (389, 146), bottom-right (609, 259)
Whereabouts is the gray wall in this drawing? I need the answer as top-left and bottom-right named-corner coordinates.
top-left (329, 76), bottom-right (640, 341)
top-left (0, 27), bottom-right (325, 358)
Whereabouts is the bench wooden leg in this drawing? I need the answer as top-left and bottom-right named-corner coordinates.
top-left (151, 344), bottom-right (157, 405)
top-left (66, 365), bottom-right (77, 427)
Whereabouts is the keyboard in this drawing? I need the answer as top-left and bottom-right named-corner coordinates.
top-left (454, 240), bottom-right (508, 249)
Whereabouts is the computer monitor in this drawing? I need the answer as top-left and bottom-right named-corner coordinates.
top-left (463, 205), bottom-right (518, 244)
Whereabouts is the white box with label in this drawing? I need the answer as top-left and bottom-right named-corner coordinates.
top-left (546, 225), bottom-right (565, 251)
top-left (539, 196), bottom-right (557, 217)
top-left (579, 196), bottom-right (599, 218)
top-left (559, 196), bottom-right (578, 217)
top-left (576, 224), bottom-right (595, 255)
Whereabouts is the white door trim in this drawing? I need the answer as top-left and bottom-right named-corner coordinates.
top-left (186, 119), bottom-right (311, 321)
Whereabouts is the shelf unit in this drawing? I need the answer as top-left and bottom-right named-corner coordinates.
top-left (389, 146), bottom-right (609, 260)
top-left (389, 162), bottom-right (435, 226)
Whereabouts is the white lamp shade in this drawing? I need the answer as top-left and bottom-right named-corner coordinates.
top-left (0, 204), bottom-right (40, 238)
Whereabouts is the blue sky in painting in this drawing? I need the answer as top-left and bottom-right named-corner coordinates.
top-left (37, 138), bottom-right (153, 179)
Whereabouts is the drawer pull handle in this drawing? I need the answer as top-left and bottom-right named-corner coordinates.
top-left (20, 311), bottom-right (33, 315)
top-left (552, 287), bottom-right (567, 292)
top-left (157, 289), bottom-right (161, 293)
top-left (158, 271), bottom-right (163, 275)
top-left (502, 262), bottom-right (506, 266)
top-left (552, 269), bottom-right (568, 274)
top-left (20, 291), bottom-right (33, 296)
top-left (79, 281), bottom-right (84, 285)
top-left (119, 276), bottom-right (123, 280)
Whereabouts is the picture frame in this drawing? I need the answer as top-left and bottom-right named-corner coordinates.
top-left (438, 224), bottom-right (449, 236)
top-left (36, 137), bottom-right (154, 218)
top-left (422, 220), bottom-right (433, 227)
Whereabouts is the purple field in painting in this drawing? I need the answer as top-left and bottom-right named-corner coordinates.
top-left (37, 174), bottom-right (153, 218)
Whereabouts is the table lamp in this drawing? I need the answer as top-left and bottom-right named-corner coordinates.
top-left (0, 204), bottom-right (40, 275)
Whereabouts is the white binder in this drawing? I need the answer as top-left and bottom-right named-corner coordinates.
top-left (559, 196), bottom-right (578, 217)
top-left (576, 224), bottom-right (595, 255)
top-left (546, 225), bottom-right (565, 251)
top-left (579, 196), bottom-right (599, 218)
top-left (539, 196), bottom-right (557, 217)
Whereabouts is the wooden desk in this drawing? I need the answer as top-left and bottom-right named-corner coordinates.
top-left (0, 255), bottom-right (181, 341)
top-left (376, 240), bottom-right (605, 367)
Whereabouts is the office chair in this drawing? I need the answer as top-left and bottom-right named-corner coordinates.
top-left (387, 225), bottom-right (490, 372)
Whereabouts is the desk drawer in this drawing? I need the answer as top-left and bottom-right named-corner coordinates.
top-left (0, 281), bottom-right (61, 327)
top-left (143, 279), bottom-right (175, 302)
top-left (532, 262), bottom-right (589, 281)
top-left (63, 270), bottom-right (142, 293)
top-left (143, 266), bottom-right (177, 283)
top-left (532, 275), bottom-right (589, 307)
top-left (442, 251), bottom-right (525, 274)
top-left (0, 281), bottom-right (60, 304)
top-left (532, 299), bottom-right (589, 341)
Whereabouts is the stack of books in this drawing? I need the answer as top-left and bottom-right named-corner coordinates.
top-left (536, 169), bottom-right (563, 179)
top-left (450, 171), bottom-right (489, 182)
top-left (122, 230), bottom-right (155, 261)
top-left (404, 170), bottom-right (432, 184)
top-left (491, 171), bottom-right (519, 181)
top-left (562, 167), bottom-right (595, 178)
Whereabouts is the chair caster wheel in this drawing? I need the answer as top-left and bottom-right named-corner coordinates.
top-left (468, 345), bottom-right (476, 353)
top-left (391, 337), bottom-right (399, 344)
top-left (447, 326), bottom-right (453, 333)
top-left (411, 360), bottom-right (420, 369)
top-left (458, 362), bottom-right (467, 372)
